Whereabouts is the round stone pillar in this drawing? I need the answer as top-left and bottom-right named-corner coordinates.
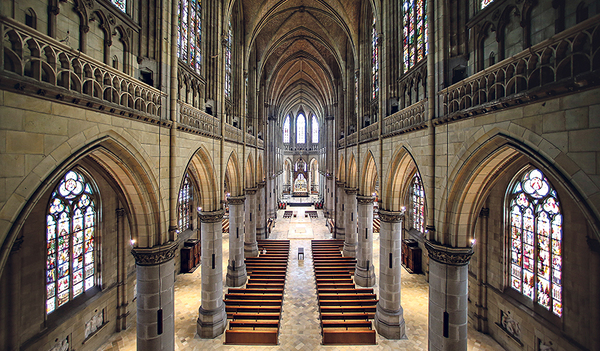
top-left (197, 210), bottom-right (227, 338)
top-left (132, 242), bottom-right (178, 350)
top-left (355, 195), bottom-right (375, 287)
top-left (256, 182), bottom-right (267, 240)
top-left (343, 187), bottom-right (358, 257)
top-left (425, 240), bottom-right (474, 351)
top-left (244, 188), bottom-right (259, 257)
top-left (226, 196), bottom-right (247, 287)
top-left (267, 177), bottom-right (276, 220)
top-left (335, 181), bottom-right (345, 240)
top-left (374, 210), bottom-right (406, 339)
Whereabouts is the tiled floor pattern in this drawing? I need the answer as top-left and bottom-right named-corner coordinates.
top-left (100, 207), bottom-right (505, 350)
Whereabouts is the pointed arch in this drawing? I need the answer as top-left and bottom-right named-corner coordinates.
top-left (224, 150), bottom-right (243, 196)
top-left (245, 152), bottom-right (255, 189)
top-left (347, 152), bottom-right (358, 189)
top-left (359, 150), bottom-right (378, 196)
top-left (338, 153), bottom-right (346, 183)
top-left (382, 147), bottom-right (421, 212)
top-left (186, 146), bottom-right (219, 212)
top-left (257, 154), bottom-right (265, 183)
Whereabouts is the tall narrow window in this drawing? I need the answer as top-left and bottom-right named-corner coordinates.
top-left (283, 116), bottom-right (290, 143)
top-left (354, 71), bottom-right (359, 116)
top-left (509, 168), bottom-right (562, 317)
top-left (411, 173), bottom-right (425, 232)
top-left (297, 114), bottom-right (306, 144)
top-left (111, 0), bottom-right (126, 12)
top-left (46, 170), bottom-right (97, 314)
top-left (177, 0), bottom-right (202, 74)
top-left (224, 20), bottom-right (232, 99)
top-left (481, 0), bottom-right (494, 9)
top-left (178, 174), bottom-right (193, 231)
top-left (312, 115), bottom-right (319, 143)
top-left (372, 17), bottom-right (379, 100)
top-left (403, 0), bottom-right (428, 73)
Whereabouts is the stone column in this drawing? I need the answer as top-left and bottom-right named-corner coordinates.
top-left (355, 195), bottom-right (375, 287)
top-left (132, 242), bottom-right (178, 350)
top-left (375, 210), bottom-right (406, 339)
top-left (425, 240), bottom-right (474, 351)
top-left (343, 187), bottom-right (358, 257)
top-left (244, 188), bottom-right (259, 257)
top-left (197, 210), bottom-right (227, 338)
top-left (226, 196), bottom-right (247, 287)
top-left (335, 181), bottom-right (346, 240)
top-left (256, 181), bottom-right (267, 240)
top-left (267, 176), bottom-right (276, 220)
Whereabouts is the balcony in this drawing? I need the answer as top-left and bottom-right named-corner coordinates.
top-left (178, 102), bottom-right (220, 138)
top-left (224, 123), bottom-right (243, 143)
top-left (359, 122), bottom-right (379, 142)
top-left (382, 99), bottom-right (428, 137)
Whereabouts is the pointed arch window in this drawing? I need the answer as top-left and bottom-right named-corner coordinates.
top-left (481, 0), bottom-right (494, 9)
top-left (177, 0), bottom-right (202, 74)
top-left (312, 115), bottom-right (319, 144)
top-left (178, 174), bottom-right (194, 231)
top-left (224, 20), bottom-right (232, 99)
top-left (297, 114), bottom-right (306, 144)
top-left (111, 0), bottom-right (126, 12)
top-left (508, 168), bottom-right (562, 317)
top-left (283, 116), bottom-right (290, 143)
top-left (46, 170), bottom-right (97, 314)
top-left (372, 17), bottom-right (379, 100)
top-left (411, 173), bottom-right (425, 232)
top-left (403, 0), bottom-right (428, 73)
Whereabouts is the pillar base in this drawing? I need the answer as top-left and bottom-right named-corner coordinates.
top-left (335, 228), bottom-right (345, 241)
top-left (343, 242), bottom-right (357, 257)
top-left (226, 263), bottom-right (247, 287)
top-left (256, 227), bottom-right (267, 240)
top-left (244, 242), bottom-right (259, 257)
top-left (197, 304), bottom-right (227, 339)
top-left (354, 264), bottom-right (376, 287)
top-left (374, 305), bottom-right (406, 339)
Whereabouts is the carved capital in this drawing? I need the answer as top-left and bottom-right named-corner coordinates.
top-left (258, 181), bottom-right (266, 188)
top-left (131, 241), bottom-right (178, 266)
top-left (228, 196), bottom-right (246, 205)
top-left (344, 187), bottom-right (358, 195)
top-left (378, 209), bottom-right (404, 223)
top-left (424, 240), bottom-right (474, 266)
top-left (336, 181), bottom-right (345, 187)
top-left (245, 187), bottom-right (258, 195)
top-left (199, 209), bottom-right (224, 223)
top-left (357, 195), bottom-right (375, 205)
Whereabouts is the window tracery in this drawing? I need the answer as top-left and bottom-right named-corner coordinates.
top-left (177, 0), bottom-right (202, 74)
top-left (297, 114), bottom-right (306, 144)
top-left (178, 174), bottom-right (193, 231)
top-left (224, 20), bottom-right (232, 99)
top-left (403, 0), bottom-right (428, 73)
top-left (372, 17), bottom-right (379, 100)
top-left (411, 173), bottom-right (425, 232)
top-left (312, 115), bottom-right (319, 143)
top-left (283, 116), bottom-right (290, 143)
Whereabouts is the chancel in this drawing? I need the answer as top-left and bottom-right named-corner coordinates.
top-left (0, 0), bottom-right (599, 350)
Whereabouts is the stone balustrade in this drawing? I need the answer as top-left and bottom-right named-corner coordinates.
top-left (382, 99), bottom-right (428, 136)
top-left (178, 102), bottom-right (220, 137)
top-left (224, 123), bottom-right (243, 142)
top-left (359, 122), bottom-right (379, 142)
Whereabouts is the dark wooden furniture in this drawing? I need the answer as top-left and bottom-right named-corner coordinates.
top-left (181, 239), bottom-right (201, 273)
top-left (402, 239), bottom-right (422, 274)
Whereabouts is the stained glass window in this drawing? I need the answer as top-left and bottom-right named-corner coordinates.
top-left (111, 0), bottom-right (126, 12)
top-left (354, 72), bottom-right (359, 115)
top-left (297, 114), bottom-right (306, 144)
top-left (411, 173), bottom-right (425, 232)
top-left (312, 115), bottom-right (319, 144)
top-left (177, 0), bottom-right (202, 74)
top-left (46, 170), bottom-right (96, 314)
top-left (224, 20), bottom-right (232, 99)
top-left (403, 0), bottom-right (428, 73)
top-left (283, 116), bottom-right (290, 143)
top-left (178, 174), bottom-right (193, 231)
top-left (509, 168), bottom-right (562, 317)
top-left (481, 0), bottom-right (494, 9)
top-left (372, 17), bottom-right (379, 100)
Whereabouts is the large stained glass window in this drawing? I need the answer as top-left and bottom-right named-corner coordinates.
top-left (403, 0), bottom-right (428, 73)
top-left (283, 116), bottom-right (290, 143)
top-left (177, 0), bottom-right (202, 74)
top-left (46, 170), bottom-right (96, 314)
top-left (481, 0), bottom-right (494, 9)
top-left (224, 20), bottom-right (232, 99)
top-left (297, 114), bottom-right (306, 144)
top-left (411, 173), bottom-right (425, 232)
top-left (111, 0), bottom-right (126, 12)
top-left (509, 168), bottom-right (562, 317)
top-left (372, 17), bottom-right (379, 100)
top-left (178, 174), bottom-right (193, 231)
top-left (312, 115), bottom-right (319, 144)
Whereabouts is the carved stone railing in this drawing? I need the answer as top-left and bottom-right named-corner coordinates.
top-left (257, 138), bottom-right (264, 149)
top-left (282, 144), bottom-right (320, 153)
top-left (247, 133), bottom-right (256, 145)
top-left (383, 99), bottom-right (428, 137)
top-left (359, 122), bottom-right (379, 142)
top-left (346, 132), bottom-right (358, 146)
top-left (440, 14), bottom-right (600, 123)
top-left (224, 123), bottom-right (243, 143)
top-left (178, 102), bottom-right (220, 138)
top-left (1, 17), bottom-right (165, 120)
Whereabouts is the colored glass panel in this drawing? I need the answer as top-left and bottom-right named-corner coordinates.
top-left (177, 0), bottom-right (202, 74)
top-left (412, 174), bottom-right (425, 232)
top-left (225, 21), bottom-right (232, 99)
top-left (178, 175), bottom-right (193, 231)
top-left (111, 0), bottom-right (126, 12)
top-left (403, 0), bottom-right (428, 73)
top-left (283, 116), bottom-right (290, 143)
top-left (312, 115), bottom-right (319, 144)
top-left (372, 17), bottom-right (379, 100)
top-left (481, 0), bottom-right (494, 9)
top-left (297, 114), bottom-right (306, 144)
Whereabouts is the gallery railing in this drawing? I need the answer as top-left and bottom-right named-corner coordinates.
top-left (178, 102), bottom-right (220, 137)
top-left (382, 99), bottom-right (428, 136)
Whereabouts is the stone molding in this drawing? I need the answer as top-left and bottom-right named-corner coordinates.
top-left (227, 196), bottom-right (246, 205)
top-left (336, 181), bottom-right (345, 187)
top-left (378, 209), bottom-right (404, 223)
top-left (245, 187), bottom-right (258, 195)
top-left (199, 210), bottom-right (224, 223)
top-left (357, 195), bottom-right (375, 205)
top-left (258, 181), bottom-right (266, 188)
top-left (131, 241), bottom-right (178, 266)
top-left (344, 187), bottom-right (358, 195)
top-left (424, 240), bottom-right (474, 266)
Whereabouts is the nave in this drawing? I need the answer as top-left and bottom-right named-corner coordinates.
top-left (99, 208), bottom-right (505, 350)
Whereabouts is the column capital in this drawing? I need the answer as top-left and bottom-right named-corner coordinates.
top-left (344, 187), bottom-right (358, 195)
top-left (336, 181), bottom-right (345, 187)
top-left (131, 241), bottom-right (178, 266)
top-left (199, 209), bottom-right (224, 223)
top-left (245, 187), bottom-right (258, 195)
top-left (357, 195), bottom-right (375, 205)
top-left (378, 209), bottom-right (404, 223)
top-left (228, 196), bottom-right (246, 205)
top-left (424, 240), bottom-right (474, 266)
top-left (325, 115), bottom-right (334, 121)
top-left (326, 174), bottom-right (333, 180)
top-left (257, 181), bottom-right (266, 188)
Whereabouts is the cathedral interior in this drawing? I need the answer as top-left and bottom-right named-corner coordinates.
top-left (0, 0), bottom-right (599, 350)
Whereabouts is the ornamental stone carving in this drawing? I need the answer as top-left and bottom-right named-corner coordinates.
top-left (357, 195), bottom-right (375, 205)
top-left (227, 196), bottom-right (246, 205)
top-left (199, 209), bottom-right (225, 223)
top-left (378, 209), bottom-right (404, 223)
top-left (131, 241), bottom-right (178, 266)
top-left (336, 181), bottom-right (345, 187)
top-left (345, 187), bottom-right (358, 195)
top-left (258, 181), bottom-right (266, 188)
top-left (424, 240), bottom-right (474, 266)
top-left (245, 188), bottom-right (258, 195)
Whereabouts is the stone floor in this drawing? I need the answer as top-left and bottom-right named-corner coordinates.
top-left (99, 207), bottom-right (505, 351)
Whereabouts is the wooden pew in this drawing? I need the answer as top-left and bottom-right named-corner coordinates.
top-left (225, 330), bottom-right (278, 345)
top-left (322, 329), bottom-right (376, 345)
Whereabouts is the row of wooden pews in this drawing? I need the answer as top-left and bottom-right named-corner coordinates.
top-left (222, 218), bottom-right (229, 233)
top-left (373, 218), bottom-right (380, 233)
top-left (312, 239), bottom-right (378, 345)
top-left (224, 240), bottom-right (290, 345)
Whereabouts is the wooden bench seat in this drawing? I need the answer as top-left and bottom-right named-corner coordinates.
top-left (230, 312), bottom-right (281, 320)
top-left (319, 293), bottom-right (377, 300)
top-left (224, 299), bottom-right (282, 306)
top-left (315, 278), bottom-right (354, 284)
top-left (247, 278), bottom-right (285, 284)
top-left (322, 329), bottom-right (376, 345)
top-left (316, 283), bottom-right (356, 289)
top-left (320, 312), bottom-right (372, 320)
top-left (225, 329), bottom-right (278, 345)
top-left (228, 288), bottom-right (284, 295)
top-left (225, 293), bottom-right (282, 300)
top-left (245, 283), bottom-right (285, 289)
top-left (318, 288), bottom-right (373, 294)
top-left (229, 320), bottom-right (280, 329)
top-left (321, 320), bottom-right (373, 329)
top-left (319, 299), bottom-right (378, 307)
top-left (226, 305), bottom-right (281, 314)
top-left (319, 306), bottom-right (376, 314)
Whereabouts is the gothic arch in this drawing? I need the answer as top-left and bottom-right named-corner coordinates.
top-left (225, 150), bottom-right (243, 196)
top-left (347, 152), bottom-right (358, 189)
top-left (338, 153), bottom-right (346, 183)
top-left (186, 146), bottom-right (220, 212)
top-left (382, 146), bottom-right (421, 212)
top-left (257, 154), bottom-right (265, 182)
top-left (245, 152), bottom-right (255, 189)
top-left (359, 150), bottom-right (378, 196)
